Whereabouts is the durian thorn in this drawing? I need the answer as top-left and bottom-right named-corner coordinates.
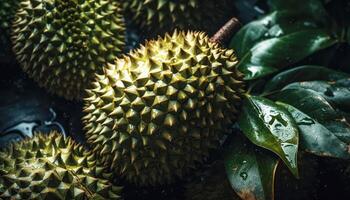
top-left (209, 17), bottom-right (241, 45)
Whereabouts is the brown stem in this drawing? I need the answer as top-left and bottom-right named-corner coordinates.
top-left (210, 17), bottom-right (241, 45)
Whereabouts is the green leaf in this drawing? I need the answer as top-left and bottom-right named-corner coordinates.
top-left (238, 29), bottom-right (337, 80)
top-left (238, 95), bottom-right (299, 177)
top-left (270, 88), bottom-right (350, 143)
top-left (224, 135), bottom-right (279, 200)
top-left (263, 66), bottom-right (349, 93)
top-left (268, 0), bottom-right (328, 20)
top-left (284, 80), bottom-right (350, 112)
top-left (230, 11), bottom-right (320, 58)
top-left (277, 102), bottom-right (350, 159)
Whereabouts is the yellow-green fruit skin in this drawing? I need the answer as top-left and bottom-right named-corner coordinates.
top-left (12, 0), bottom-right (126, 100)
top-left (124, 0), bottom-right (235, 36)
top-left (83, 30), bottom-right (245, 185)
top-left (0, 132), bottom-right (122, 200)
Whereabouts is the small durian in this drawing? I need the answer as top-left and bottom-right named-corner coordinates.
top-left (12, 0), bottom-right (126, 100)
top-left (0, 132), bottom-right (123, 200)
top-left (0, 0), bottom-right (19, 37)
top-left (124, 0), bottom-right (235, 36)
top-left (0, 0), bottom-right (19, 62)
top-left (83, 30), bottom-right (245, 185)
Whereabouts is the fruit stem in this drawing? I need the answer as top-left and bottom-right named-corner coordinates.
top-left (210, 17), bottom-right (241, 45)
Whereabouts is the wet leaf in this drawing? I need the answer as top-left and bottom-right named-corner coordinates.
top-left (277, 102), bottom-right (350, 159)
top-left (230, 11), bottom-right (320, 58)
top-left (284, 79), bottom-right (350, 112)
top-left (263, 66), bottom-right (349, 93)
top-left (237, 29), bottom-right (337, 80)
top-left (224, 135), bottom-right (279, 200)
top-left (270, 88), bottom-right (350, 143)
top-left (238, 95), bottom-right (299, 177)
top-left (233, 0), bottom-right (266, 24)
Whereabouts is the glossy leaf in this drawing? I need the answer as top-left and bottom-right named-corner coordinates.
top-left (230, 11), bottom-right (320, 59)
top-left (237, 29), bottom-right (337, 80)
top-left (284, 79), bottom-right (350, 112)
top-left (238, 95), bottom-right (299, 177)
top-left (233, 0), bottom-right (266, 24)
top-left (271, 88), bottom-right (350, 143)
top-left (268, 0), bottom-right (329, 23)
top-left (263, 66), bottom-right (349, 93)
top-left (224, 135), bottom-right (279, 200)
top-left (277, 102), bottom-right (350, 159)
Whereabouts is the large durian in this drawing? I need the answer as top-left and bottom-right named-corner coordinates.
top-left (83, 30), bottom-right (245, 185)
top-left (0, 132), bottom-right (123, 199)
top-left (12, 0), bottom-right (126, 100)
top-left (124, 0), bottom-right (235, 36)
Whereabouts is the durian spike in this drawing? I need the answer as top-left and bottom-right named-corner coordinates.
top-left (210, 17), bottom-right (241, 45)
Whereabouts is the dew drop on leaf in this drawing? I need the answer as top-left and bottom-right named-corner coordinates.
top-left (324, 87), bottom-right (334, 97)
top-left (240, 172), bottom-right (248, 180)
top-left (297, 117), bottom-right (315, 126)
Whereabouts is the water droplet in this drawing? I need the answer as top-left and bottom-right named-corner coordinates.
top-left (275, 30), bottom-right (283, 37)
top-left (275, 124), bottom-right (282, 128)
top-left (298, 117), bottom-right (315, 126)
top-left (281, 143), bottom-right (294, 148)
top-left (324, 88), bottom-right (334, 97)
top-left (303, 22), bottom-right (314, 27)
top-left (262, 20), bottom-right (271, 27)
top-left (269, 26), bottom-right (284, 37)
top-left (240, 172), bottom-right (248, 180)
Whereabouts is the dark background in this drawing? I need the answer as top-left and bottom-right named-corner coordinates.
top-left (1, 0), bottom-right (350, 199)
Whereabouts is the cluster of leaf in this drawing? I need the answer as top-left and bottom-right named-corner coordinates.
top-left (222, 0), bottom-right (350, 199)
top-left (231, 0), bottom-right (350, 79)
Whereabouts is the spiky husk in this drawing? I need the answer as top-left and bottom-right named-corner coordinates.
top-left (0, 0), bottom-right (19, 37)
top-left (0, 132), bottom-right (123, 200)
top-left (124, 0), bottom-right (235, 36)
top-left (185, 162), bottom-right (240, 200)
top-left (0, 0), bottom-right (19, 62)
top-left (83, 30), bottom-right (245, 185)
top-left (12, 0), bottom-right (126, 100)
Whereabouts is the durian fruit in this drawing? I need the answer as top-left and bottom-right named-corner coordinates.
top-left (0, 0), bottom-right (19, 37)
top-left (124, 0), bottom-right (235, 36)
top-left (83, 30), bottom-right (245, 185)
top-left (0, 132), bottom-right (123, 199)
top-left (12, 0), bottom-right (126, 100)
top-left (0, 0), bottom-right (19, 62)
top-left (185, 161), bottom-right (240, 200)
